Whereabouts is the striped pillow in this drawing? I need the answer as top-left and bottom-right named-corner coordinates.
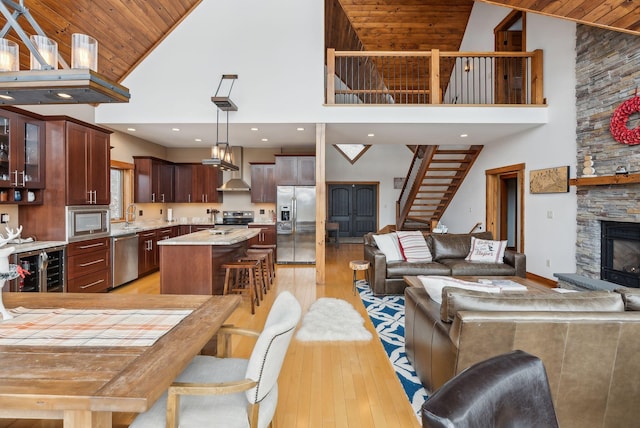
top-left (396, 231), bottom-right (432, 263)
top-left (465, 237), bottom-right (508, 263)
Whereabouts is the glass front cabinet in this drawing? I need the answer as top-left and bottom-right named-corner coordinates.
top-left (0, 110), bottom-right (45, 204)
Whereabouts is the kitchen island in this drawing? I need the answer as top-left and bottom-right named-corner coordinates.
top-left (157, 227), bottom-right (260, 295)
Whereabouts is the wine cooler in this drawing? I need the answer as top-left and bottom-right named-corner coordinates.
top-left (10, 246), bottom-right (66, 292)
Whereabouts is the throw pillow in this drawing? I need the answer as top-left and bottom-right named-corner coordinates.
top-left (372, 233), bottom-right (404, 261)
top-left (465, 237), bottom-right (508, 263)
top-left (419, 275), bottom-right (500, 304)
top-left (396, 230), bottom-right (432, 262)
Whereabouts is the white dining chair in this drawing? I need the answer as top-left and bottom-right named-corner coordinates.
top-left (130, 291), bottom-right (301, 428)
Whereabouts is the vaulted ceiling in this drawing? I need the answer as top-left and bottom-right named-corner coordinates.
top-left (1, 0), bottom-right (637, 87)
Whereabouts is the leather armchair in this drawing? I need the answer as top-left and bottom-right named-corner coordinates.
top-left (422, 350), bottom-right (559, 428)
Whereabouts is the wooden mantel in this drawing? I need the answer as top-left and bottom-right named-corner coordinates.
top-left (570, 173), bottom-right (640, 186)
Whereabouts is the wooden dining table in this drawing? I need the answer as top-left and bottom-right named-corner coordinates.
top-left (0, 292), bottom-right (241, 428)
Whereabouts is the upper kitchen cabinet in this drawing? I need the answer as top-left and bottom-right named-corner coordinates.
top-left (173, 163), bottom-right (223, 203)
top-left (192, 164), bottom-right (223, 203)
top-left (275, 155), bottom-right (315, 186)
top-left (0, 109), bottom-right (46, 193)
top-left (66, 122), bottom-right (110, 205)
top-left (250, 162), bottom-right (276, 203)
top-left (133, 157), bottom-right (174, 203)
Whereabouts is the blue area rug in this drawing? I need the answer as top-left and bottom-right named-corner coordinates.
top-left (357, 280), bottom-right (428, 419)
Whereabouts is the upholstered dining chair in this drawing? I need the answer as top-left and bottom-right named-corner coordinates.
top-left (421, 350), bottom-right (559, 428)
top-left (130, 291), bottom-right (302, 428)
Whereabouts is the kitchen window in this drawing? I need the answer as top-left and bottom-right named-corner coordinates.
top-left (110, 160), bottom-right (134, 222)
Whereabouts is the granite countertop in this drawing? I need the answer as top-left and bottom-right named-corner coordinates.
top-left (110, 220), bottom-right (218, 237)
top-left (157, 228), bottom-right (260, 246)
top-left (7, 240), bottom-right (67, 254)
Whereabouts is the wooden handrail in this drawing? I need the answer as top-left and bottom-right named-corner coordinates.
top-left (327, 48), bottom-right (545, 106)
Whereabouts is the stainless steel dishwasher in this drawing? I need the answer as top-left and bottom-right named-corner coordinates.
top-left (112, 233), bottom-right (139, 289)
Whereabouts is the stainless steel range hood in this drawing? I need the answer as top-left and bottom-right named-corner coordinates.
top-left (217, 147), bottom-right (251, 192)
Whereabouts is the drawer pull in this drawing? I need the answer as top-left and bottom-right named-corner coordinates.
top-left (80, 279), bottom-right (105, 289)
top-left (79, 258), bottom-right (104, 267)
top-left (78, 242), bottom-right (104, 249)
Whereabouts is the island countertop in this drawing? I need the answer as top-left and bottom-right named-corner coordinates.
top-left (157, 228), bottom-right (260, 246)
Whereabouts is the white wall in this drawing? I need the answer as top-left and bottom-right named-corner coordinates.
top-left (440, 3), bottom-right (578, 280)
top-left (325, 143), bottom-right (413, 228)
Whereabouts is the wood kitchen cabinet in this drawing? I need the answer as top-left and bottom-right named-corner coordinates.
top-left (275, 155), bottom-right (315, 186)
top-left (248, 224), bottom-right (276, 246)
top-left (173, 164), bottom-right (193, 203)
top-left (133, 156), bottom-right (174, 203)
top-left (250, 162), bottom-right (276, 202)
top-left (66, 237), bottom-right (111, 293)
top-left (174, 163), bottom-right (223, 203)
top-left (18, 117), bottom-right (112, 242)
top-left (192, 164), bottom-right (223, 203)
top-left (0, 108), bottom-right (46, 204)
top-left (138, 229), bottom-right (158, 277)
top-left (66, 121), bottom-right (110, 205)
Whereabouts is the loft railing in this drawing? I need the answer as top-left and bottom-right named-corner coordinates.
top-left (326, 49), bottom-right (544, 106)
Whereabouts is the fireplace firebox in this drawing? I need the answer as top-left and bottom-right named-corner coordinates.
top-left (601, 221), bottom-right (640, 288)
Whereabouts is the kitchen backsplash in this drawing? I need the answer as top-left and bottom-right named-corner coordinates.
top-left (130, 198), bottom-right (276, 223)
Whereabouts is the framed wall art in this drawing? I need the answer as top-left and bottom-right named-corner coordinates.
top-left (529, 166), bottom-right (570, 194)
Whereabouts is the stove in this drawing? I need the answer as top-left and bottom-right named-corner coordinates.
top-left (222, 210), bottom-right (254, 225)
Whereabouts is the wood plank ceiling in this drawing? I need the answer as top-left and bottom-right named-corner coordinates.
top-left (0, 0), bottom-right (202, 83)
top-left (0, 0), bottom-right (638, 86)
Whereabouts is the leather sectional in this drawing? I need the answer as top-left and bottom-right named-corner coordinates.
top-left (405, 285), bottom-right (640, 428)
top-left (363, 231), bottom-right (526, 295)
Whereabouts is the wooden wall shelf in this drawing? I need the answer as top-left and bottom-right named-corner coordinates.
top-left (569, 173), bottom-right (640, 186)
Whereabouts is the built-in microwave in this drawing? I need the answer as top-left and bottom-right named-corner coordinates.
top-left (66, 206), bottom-right (110, 242)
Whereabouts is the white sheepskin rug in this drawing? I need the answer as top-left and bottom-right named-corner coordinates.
top-left (296, 298), bottom-right (372, 342)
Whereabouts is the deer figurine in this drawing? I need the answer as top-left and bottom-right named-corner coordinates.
top-left (0, 226), bottom-right (23, 320)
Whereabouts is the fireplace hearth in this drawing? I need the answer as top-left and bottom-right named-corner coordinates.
top-left (601, 221), bottom-right (640, 288)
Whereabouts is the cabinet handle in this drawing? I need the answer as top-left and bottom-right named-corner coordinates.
top-left (79, 258), bottom-right (104, 267)
top-left (161, 194), bottom-right (165, 203)
top-left (188, 194), bottom-right (191, 203)
top-left (92, 190), bottom-right (97, 204)
top-left (80, 279), bottom-right (105, 289)
top-left (18, 171), bottom-right (25, 187)
top-left (12, 170), bottom-right (18, 187)
top-left (78, 242), bottom-right (104, 249)
top-left (152, 193), bottom-right (156, 203)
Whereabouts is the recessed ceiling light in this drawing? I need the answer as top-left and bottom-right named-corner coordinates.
top-left (296, 127), bottom-right (305, 131)
top-left (127, 127), bottom-right (136, 132)
top-left (261, 138), bottom-right (269, 142)
top-left (57, 92), bottom-right (72, 99)
top-left (172, 128), bottom-right (180, 132)
top-left (367, 133), bottom-right (375, 137)
top-left (251, 127), bottom-right (259, 131)
top-left (194, 138), bottom-right (202, 142)
top-left (460, 134), bottom-right (468, 138)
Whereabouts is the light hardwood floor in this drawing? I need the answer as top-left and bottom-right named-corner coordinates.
top-left (0, 243), bottom-right (421, 428)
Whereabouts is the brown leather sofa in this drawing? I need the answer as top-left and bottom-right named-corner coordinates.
top-left (363, 231), bottom-right (526, 295)
top-left (405, 286), bottom-right (640, 428)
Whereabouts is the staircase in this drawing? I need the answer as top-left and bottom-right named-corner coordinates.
top-left (397, 145), bottom-right (483, 231)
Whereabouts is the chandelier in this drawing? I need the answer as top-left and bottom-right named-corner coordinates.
top-left (0, 0), bottom-right (130, 104)
top-left (202, 74), bottom-right (239, 171)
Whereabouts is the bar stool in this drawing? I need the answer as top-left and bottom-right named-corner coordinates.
top-left (242, 249), bottom-right (271, 296)
top-left (250, 244), bottom-right (276, 279)
top-left (222, 260), bottom-right (261, 314)
top-left (349, 260), bottom-right (370, 295)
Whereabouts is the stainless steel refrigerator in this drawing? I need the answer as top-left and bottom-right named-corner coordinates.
top-left (276, 186), bottom-right (316, 264)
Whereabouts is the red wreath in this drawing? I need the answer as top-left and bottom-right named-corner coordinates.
top-left (610, 94), bottom-right (640, 145)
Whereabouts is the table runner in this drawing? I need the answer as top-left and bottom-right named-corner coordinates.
top-left (0, 307), bottom-right (193, 347)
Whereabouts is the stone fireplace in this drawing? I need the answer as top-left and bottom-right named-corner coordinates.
top-left (565, 25), bottom-right (640, 290)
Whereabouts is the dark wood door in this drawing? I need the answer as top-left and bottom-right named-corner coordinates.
top-left (494, 11), bottom-right (525, 104)
top-left (328, 184), bottom-right (377, 238)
